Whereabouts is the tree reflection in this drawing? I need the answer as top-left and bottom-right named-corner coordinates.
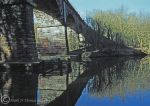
top-left (1, 56), bottom-right (149, 106)
top-left (86, 57), bottom-right (150, 99)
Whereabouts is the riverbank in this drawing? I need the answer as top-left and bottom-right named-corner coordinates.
top-left (89, 47), bottom-right (147, 58)
top-left (84, 35), bottom-right (148, 58)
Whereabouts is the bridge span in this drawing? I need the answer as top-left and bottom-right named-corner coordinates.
top-left (0, 0), bottom-right (99, 63)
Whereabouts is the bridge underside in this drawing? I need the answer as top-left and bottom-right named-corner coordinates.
top-left (0, 0), bottom-right (90, 62)
top-left (33, 0), bottom-right (86, 60)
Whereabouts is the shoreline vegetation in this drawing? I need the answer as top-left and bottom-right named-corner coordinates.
top-left (84, 7), bottom-right (150, 58)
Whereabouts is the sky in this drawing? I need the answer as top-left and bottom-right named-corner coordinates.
top-left (69, 0), bottom-right (150, 18)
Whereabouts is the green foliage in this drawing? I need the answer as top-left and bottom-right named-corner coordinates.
top-left (88, 9), bottom-right (150, 54)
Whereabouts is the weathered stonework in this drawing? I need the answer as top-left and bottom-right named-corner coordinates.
top-left (0, 0), bottom-right (38, 61)
top-left (0, 0), bottom-right (89, 61)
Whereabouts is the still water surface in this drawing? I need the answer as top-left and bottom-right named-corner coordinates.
top-left (76, 56), bottom-right (150, 106)
top-left (0, 56), bottom-right (150, 106)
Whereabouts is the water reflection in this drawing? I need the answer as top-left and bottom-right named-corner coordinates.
top-left (0, 56), bottom-right (150, 106)
top-left (76, 56), bottom-right (150, 106)
top-left (0, 60), bottom-right (86, 106)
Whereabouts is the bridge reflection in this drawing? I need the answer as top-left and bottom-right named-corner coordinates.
top-left (1, 56), bottom-right (142, 106)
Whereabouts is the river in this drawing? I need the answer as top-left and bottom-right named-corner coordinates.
top-left (0, 56), bottom-right (150, 106)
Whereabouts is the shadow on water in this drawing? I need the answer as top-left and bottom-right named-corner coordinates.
top-left (0, 56), bottom-right (147, 106)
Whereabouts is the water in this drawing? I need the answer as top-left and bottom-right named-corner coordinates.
top-left (0, 56), bottom-right (150, 106)
top-left (76, 56), bottom-right (150, 106)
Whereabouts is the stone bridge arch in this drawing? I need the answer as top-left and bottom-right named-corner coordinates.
top-left (36, 0), bottom-right (62, 18)
top-left (66, 14), bottom-right (76, 30)
top-left (34, 0), bottom-right (67, 59)
top-left (66, 14), bottom-right (80, 52)
top-left (78, 24), bottom-right (83, 34)
top-left (1, 0), bottom-right (94, 61)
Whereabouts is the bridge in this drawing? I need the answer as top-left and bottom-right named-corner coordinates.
top-left (0, 0), bottom-right (100, 62)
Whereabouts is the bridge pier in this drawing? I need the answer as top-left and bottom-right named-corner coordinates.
top-left (13, 0), bottom-right (38, 61)
top-left (1, 0), bottom-right (38, 62)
